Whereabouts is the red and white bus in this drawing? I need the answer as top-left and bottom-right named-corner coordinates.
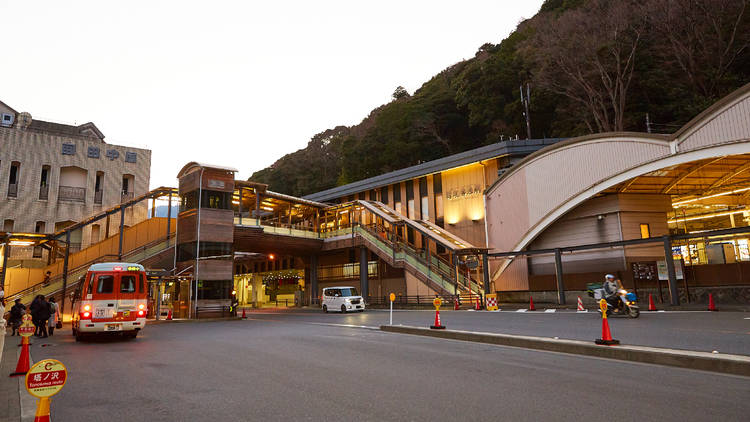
top-left (71, 263), bottom-right (148, 341)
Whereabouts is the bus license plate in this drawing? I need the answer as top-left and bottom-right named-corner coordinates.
top-left (106, 324), bottom-right (121, 331)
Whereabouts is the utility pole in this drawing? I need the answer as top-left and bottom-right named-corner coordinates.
top-left (520, 84), bottom-right (531, 140)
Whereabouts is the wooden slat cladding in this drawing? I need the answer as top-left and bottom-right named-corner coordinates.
top-left (179, 169), bottom-right (235, 194)
top-left (234, 226), bottom-right (323, 255)
top-left (197, 259), bottom-right (233, 280)
top-left (177, 208), bottom-right (234, 244)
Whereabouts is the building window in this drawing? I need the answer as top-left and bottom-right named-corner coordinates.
top-left (433, 173), bottom-right (444, 227)
top-left (380, 186), bottom-right (389, 205)
top-left (8, 161), bottom-right (20, 198)
top-left (419, 177), bottom-right (429, 220)
top-left (3, 219), bottom-right (14, 232)
top-left (393, 183), bottom-right (402, 215)
top-left (358, 192), bottom-right (365, 200)
top-left (39, 165), bottom-right (50, 200)
top-left (640, 223), bottom-right (651, 239)
top-left (94, 172), bottom-right (104, 204)
top-left (369, 189), bottom-right (377, 201)
top-left (406, 180), bottom-right (415, 219)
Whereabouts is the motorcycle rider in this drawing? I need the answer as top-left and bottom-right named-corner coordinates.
top-left (603, 274), bottom-right (623, 313)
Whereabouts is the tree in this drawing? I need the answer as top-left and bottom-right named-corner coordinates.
top-left (525, 0), bottom-right (646, 132)
top-left (392, 86), bottom-right (410, 100)
top-left (645, 0), bottom-right (750, 100)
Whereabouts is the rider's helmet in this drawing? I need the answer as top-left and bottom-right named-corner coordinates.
top-left (605, 274), bottom-right (615, 281)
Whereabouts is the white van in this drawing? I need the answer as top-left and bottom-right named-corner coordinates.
top-left (322, 286), bottom-right (365, 313)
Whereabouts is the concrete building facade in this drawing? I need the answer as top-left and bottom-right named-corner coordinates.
top-left (0, 99), bottom-right (151, 262)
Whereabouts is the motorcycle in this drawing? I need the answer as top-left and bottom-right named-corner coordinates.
top-left (586, 283), bottom-right (640, 318)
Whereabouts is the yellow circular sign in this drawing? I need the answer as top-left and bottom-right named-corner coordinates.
top-left (389, 293), bottom-right (396, 302)
top-left (18, 320), bottom-right (35, 337)
top-left (25, 359), bottom-right (67, 398)
top-left (599, 299), bottom-right (608, 318)
top-left (433, 297), bottom-right (442, 308)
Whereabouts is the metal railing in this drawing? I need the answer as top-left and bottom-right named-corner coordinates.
top-left (7, 182), bottom-right (18, 197)
top-left (39, 185), bottom-right (49, 200)
top-left (318, 261), bottom-right (378, 280)
top-left (58, 185), bottom-right (86, 202)
top-left (121, 192), bottom-right (134, 202)
top-left (94, 190), bottom-right (103, 204)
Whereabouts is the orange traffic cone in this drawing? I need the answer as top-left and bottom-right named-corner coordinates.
top-left (648, 294), bottom-right (656, 311)
top-left (708, 293), bottom-right (717, 311)
top-left (475, 295), bottom-right (481, 311)
top-left (242, 308), bottom-right (247, 319)
top-left (10, 336), bottom-right (31, 377)
top-left (595, 318), bottom-right (620, 345)
top-left (166, 309), bottom-right (173, 320)
top-left (454, 297), bottom-right (460, 310)
top-left (33, 397), bottom-right (51, 422)
top-left (577, 296), bottom-right (585, 311)
top-left (430, 309), bottom-right (445, 329)
top-left (529, 296), bottom-right (536, 311)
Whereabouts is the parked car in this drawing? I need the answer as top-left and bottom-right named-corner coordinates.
top-left (321, 287), bottom-right (365, 313)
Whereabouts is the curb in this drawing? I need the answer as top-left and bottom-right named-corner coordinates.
top-left (380, 325), bottom-right (750, 377)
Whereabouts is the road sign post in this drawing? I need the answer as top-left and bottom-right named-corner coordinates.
top-left (25, 359), bottom-right (67, 422)
top-left (389, 293), bottom-right (395, 325)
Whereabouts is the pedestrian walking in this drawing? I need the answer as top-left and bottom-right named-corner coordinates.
top-left (29, 294), bottom-right (43, 336)
top-left (48, 297), bottom-right (60, 336)
top-left (8, 299), bottom-right (26, 336)
top-left (34, 295), bottom-right (50, 338)
top-left (42, 271), bottom-right (52, 287)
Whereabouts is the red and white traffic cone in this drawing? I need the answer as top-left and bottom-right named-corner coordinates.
top-left (708, 293), bottom-right (718, 311)
top-left (474, 295), bottom-right (481, 311)
top-left (648, 294), bottom-right (656, 311)
top-left (529, 296), bottom-right (536, 311)
top-left (166, 309), bottom-right (173, 320)
top-left (10, 336), bottom-right (31, 377)
top-left (577, 296), bottom-right (585, 312)
top-left (430, 309), bottom-right (445, 330)
top-left (454, 297), bottom-right (460, 310)
top-left (241, 308), bottom-right (247, 319)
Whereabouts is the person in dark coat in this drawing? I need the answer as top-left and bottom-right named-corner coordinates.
top-left (29, 295), bottom-right (43, 336)
top-left (9, 299), bottom-right (26, 336)
top-left (31, 295), bottom-right (50, 338)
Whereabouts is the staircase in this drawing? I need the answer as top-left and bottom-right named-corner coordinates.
top-left (7, 223), bottom-right (175, 306)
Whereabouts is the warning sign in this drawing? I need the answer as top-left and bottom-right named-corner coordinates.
top-left (25, 359), bottom-right (67, 398)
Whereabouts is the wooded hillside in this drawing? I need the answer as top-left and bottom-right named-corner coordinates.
top-left (250, 0), bottom-right (750, 197)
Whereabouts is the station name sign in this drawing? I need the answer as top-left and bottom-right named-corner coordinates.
top-left (62, 143), bottom-right (137, 163)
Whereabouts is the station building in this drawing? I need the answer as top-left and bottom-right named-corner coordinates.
top-left (4, 83), bottom-right (750, 318)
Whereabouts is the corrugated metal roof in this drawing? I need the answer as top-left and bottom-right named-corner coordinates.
top-left (304, 138), bottom-right (564, 202)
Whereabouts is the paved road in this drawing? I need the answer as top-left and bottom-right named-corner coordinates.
top-left (26, 318), bottom-right (750, 421)
top-left (243, 308), bottom-right (750, 355)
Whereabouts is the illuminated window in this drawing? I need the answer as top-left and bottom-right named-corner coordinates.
top-left (640, 223), bottom-right (650, 239)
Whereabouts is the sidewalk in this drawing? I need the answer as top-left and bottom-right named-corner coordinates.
top-left (1, 333), bottom-right (23, 422)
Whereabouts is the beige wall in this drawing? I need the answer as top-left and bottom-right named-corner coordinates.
top-left (0, 124), bottom-right (151, 250)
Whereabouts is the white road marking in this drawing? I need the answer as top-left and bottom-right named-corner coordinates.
top-left (544, 309), bottom-right (556, 313)
top-left (516, 309), bottom-right (528, 313)
top-left (576, 310), bottom-right (588, 313)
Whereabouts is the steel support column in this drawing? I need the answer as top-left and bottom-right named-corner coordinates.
top-left (359, 247), bottom-right (369, 302)
top-left (166, 193), bottom-right (172, 246)
top-left (118, 205), bottom-right (125, 260)
top-left (554, 248), bottom-right (566, 305)
top-left (0, 236), bottom-right (9, 292)
top-left (482, 253), bottom-right (491, 295)
top-left (60, 230), bottom-right (71, 315)
top-left (310, 254), bottom-right (319, 305)
top-left (662, 235), bottom-right (680, 306)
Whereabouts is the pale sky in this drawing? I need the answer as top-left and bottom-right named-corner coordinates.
top-left (1, 0), bottom-right (545, 189)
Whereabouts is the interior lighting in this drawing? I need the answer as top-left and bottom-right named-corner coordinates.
top-left (232, 200), bottom-right (240, 205)
top-left (667, 209), bottom-right (746, 224)
top-left (9, 240), bottom-right (35, 246)
top-left (673, 187), bottom-right (750, 207)
top-left (261, 206), bottom-right (274, 212)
